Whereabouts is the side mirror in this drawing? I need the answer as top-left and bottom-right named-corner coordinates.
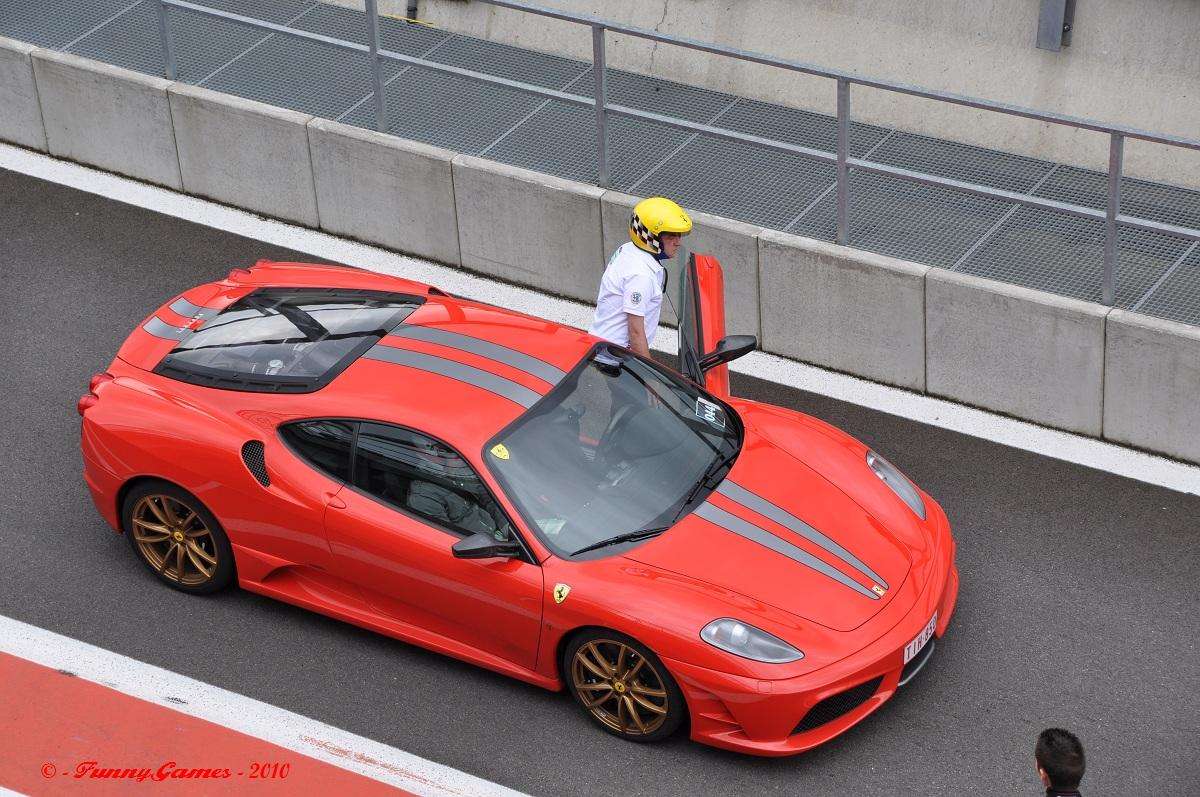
top-left (699, 334), bottom-right (757, 372)
top-left (452, 531), bottom-right (521, 560)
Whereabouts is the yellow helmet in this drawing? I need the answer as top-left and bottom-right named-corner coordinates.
top-left (629, 196), bottom-right (692, 254)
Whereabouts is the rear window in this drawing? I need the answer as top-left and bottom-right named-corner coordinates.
top-left (155, 288), bottom-right (423, 392)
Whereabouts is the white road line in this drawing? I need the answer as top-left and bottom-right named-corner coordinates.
top-left (0, 614), bottom-right (528, 797)
top-left (2, 142), bottom-right (1198, 497)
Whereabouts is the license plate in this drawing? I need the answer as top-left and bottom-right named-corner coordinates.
top-left (903, 612), bottom-right (938, 664)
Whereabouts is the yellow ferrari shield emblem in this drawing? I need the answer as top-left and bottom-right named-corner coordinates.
top-left (490, 443), bottom-right (510, 460)
top-left (872, 584), bottom-right (886, 597)
top-left (553, 583), bottom-right (571, 604)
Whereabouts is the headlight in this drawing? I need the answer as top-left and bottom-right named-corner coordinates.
top-left (866, 450), bottom-right (926, 520)
top-left (700, 618), bottom-right (803, 663)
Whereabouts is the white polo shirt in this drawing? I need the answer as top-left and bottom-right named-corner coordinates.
top-left (588, 242), bottom-right (665, 350)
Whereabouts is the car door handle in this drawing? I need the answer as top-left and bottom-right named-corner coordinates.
top-left (325, 492), bottom-right (347, 510)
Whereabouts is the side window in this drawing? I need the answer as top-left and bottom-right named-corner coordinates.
top-left (354, 422), bottom-right (514, 541)
top-left (280, 420), bottom-right (355, 481)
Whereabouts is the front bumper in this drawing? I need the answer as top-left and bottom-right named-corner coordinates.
top-left (665, 560), bottom-right (959, 756)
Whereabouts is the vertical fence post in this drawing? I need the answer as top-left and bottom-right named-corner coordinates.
top-left (1103, 133), bottom-right (1123, 306)
top-left (835, 78), bottom-right (850, 245)
top-left (364, 0), bottom-right (387, 132)
top-left (592, 25), bottom-right (610, 189)
top-left (156, 0), bottom-right (177, 80)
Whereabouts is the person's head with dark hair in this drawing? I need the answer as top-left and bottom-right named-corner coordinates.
top-left (1035, 728), bottom-right (1086, 794)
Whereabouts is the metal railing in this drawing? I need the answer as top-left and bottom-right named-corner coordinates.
top-left (153, 0), bottom-right (1200, 307)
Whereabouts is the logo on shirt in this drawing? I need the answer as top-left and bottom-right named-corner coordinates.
top-left (630, 291), bottom-right (642, 305)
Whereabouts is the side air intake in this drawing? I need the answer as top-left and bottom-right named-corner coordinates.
top-left (241, 440), bottom-right (270, 487)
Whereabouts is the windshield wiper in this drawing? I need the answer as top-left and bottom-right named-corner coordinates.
top-left (570, 526), bottom-right (670, 557)
top-left (673, 447), bottom-right (738, 523)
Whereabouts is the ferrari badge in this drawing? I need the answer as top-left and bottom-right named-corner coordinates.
top-left (872, 584), bottom-right (886, 597)
top-left (490, 443), bottom-right (510, 460)
top-left (553, 583), bottom-right (571, 604)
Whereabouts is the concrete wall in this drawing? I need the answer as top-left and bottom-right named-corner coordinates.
top-left (759, 231), bottom-right (928, 391)
top-left (309, 118), bottom-right (461, 264)
top-left (452, 155), bottom-right (605, 301)
top-left (926, 270), bottom-right (1107, 435)
top-left (169, 83), bottom-right (319, 227)
top-left (1104, 310), bottom-right (1200, 463)
top-left (390, 0), bottom-right (1200, 189)
top-left (7, 41), bottom-right (1199, 464)
top-left (0, 37), bottom-right (46, 151)
top-left (32, 50), bottom-right (180, 189)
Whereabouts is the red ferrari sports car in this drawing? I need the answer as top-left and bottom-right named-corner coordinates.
top-left (79, 255), bottom-right (957, 756)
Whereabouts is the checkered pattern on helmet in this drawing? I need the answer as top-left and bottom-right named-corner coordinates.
top-left (631, 212), bottom-right (661, 254)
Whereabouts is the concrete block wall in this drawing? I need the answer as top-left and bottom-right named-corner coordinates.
top-left (4, 42), bottom-right (1199, 465)
top-left (926, 271), bottom-right (1107, 435)
top-left (452, 155), bottom-right (605, 302)
top-left (1103, 311), bottom-right (1200, 464)
top-left (759, 231), bottom-right (928, 392)
top-left (0, 37), bottom-right (46, 151)
top-left (309, 119), bottom-right (460, 265)
top-left (169, 84), bottom-right (318, 227)
top-left (32, 50), bottom-right (181, 189)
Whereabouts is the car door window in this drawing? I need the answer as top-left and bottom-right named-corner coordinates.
top-left (354, 422), bottom-right (514, 541)
top-left (280, 419), bottom-right (356, 481)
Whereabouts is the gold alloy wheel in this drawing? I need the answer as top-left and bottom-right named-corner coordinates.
top-left (130, 494), bottom-right (219, 587)
top-left (571, 639), bottom-right (669, 736)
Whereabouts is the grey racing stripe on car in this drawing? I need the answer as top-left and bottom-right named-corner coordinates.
top-left (694, 502), bottom-right (879, 600)
top-left (717, 480), bottom-right (888, 590)
top-left (390, 324), bottom-right (566, 385)
top-left (363, 345), bottom-right (541, 408)
top-left (142, 316), bottom-right (191, 341)
top-left (168, 297), bottom-right (219, 323)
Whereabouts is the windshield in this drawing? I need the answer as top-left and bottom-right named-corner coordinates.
top-left (485, 346), bottom-right (741, 559)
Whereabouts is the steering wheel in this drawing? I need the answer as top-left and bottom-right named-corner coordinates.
top-left (595, 403), bottom-right (642, 474)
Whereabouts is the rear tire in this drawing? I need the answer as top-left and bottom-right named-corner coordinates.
top-left (121, 480), bottom-right (234, 595)
top-left (562, 629), bottom-right (687, 743)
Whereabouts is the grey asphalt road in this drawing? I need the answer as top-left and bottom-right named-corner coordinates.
top-left (1, 167), bottom-right (1197, 796)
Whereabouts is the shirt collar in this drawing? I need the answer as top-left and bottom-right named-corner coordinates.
top-left (630, 243), bottom-right (665, 276)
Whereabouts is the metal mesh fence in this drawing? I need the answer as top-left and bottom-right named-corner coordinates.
top-left (0, 0), bottom-right (136, 49)
top-left (955, 205), bottom-right (1191, 307)
top-left (4, 0), bottom-right (1200, 326)
top-left (484, 97), bottom-right (691, 190)
top-left (791, 172), bottom-right (1016, 268)
top-left (1126, 243), bottom-right (1200, 325)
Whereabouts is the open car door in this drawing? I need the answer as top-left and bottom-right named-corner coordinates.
top-left (678, 253), bottom-right (758, 397)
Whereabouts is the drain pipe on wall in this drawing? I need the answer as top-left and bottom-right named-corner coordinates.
top-left (407, 0), bottom-right (419, 21)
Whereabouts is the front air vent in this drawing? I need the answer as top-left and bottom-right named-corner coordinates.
top-left (792, 676), bottom-right (883, 735)
top-left (241, 440), bottom-right (270, 487)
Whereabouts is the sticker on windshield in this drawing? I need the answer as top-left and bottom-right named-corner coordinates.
top-left (489, 443), bottom-right (510, 460)
top-left (537, 517), bottom-right (566, 536)
top-left (695, 397), bottom-right (726, 430)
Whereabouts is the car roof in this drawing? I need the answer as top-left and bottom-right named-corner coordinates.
top-left (123, 260), bottom-right (598, 457)
top-left (321, 290), bottom-right (595, 450)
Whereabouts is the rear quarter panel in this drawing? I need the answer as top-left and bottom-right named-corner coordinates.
top-left (83, 360), bottom-right (336, 575)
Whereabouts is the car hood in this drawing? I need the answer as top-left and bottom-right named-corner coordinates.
top-left (624, 404), bottom-right (922, 632)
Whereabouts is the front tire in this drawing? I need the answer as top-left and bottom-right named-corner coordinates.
top-left (121, 481), bottom-right (234, 595)
top-left (563, 630), bottom-right (686, 743)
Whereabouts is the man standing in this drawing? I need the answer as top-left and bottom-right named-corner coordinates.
top-left (589, 197), bottom-right (692, 359)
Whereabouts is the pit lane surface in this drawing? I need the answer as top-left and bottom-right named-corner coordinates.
top-left (2, 167), bottom-right (1198, 794)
